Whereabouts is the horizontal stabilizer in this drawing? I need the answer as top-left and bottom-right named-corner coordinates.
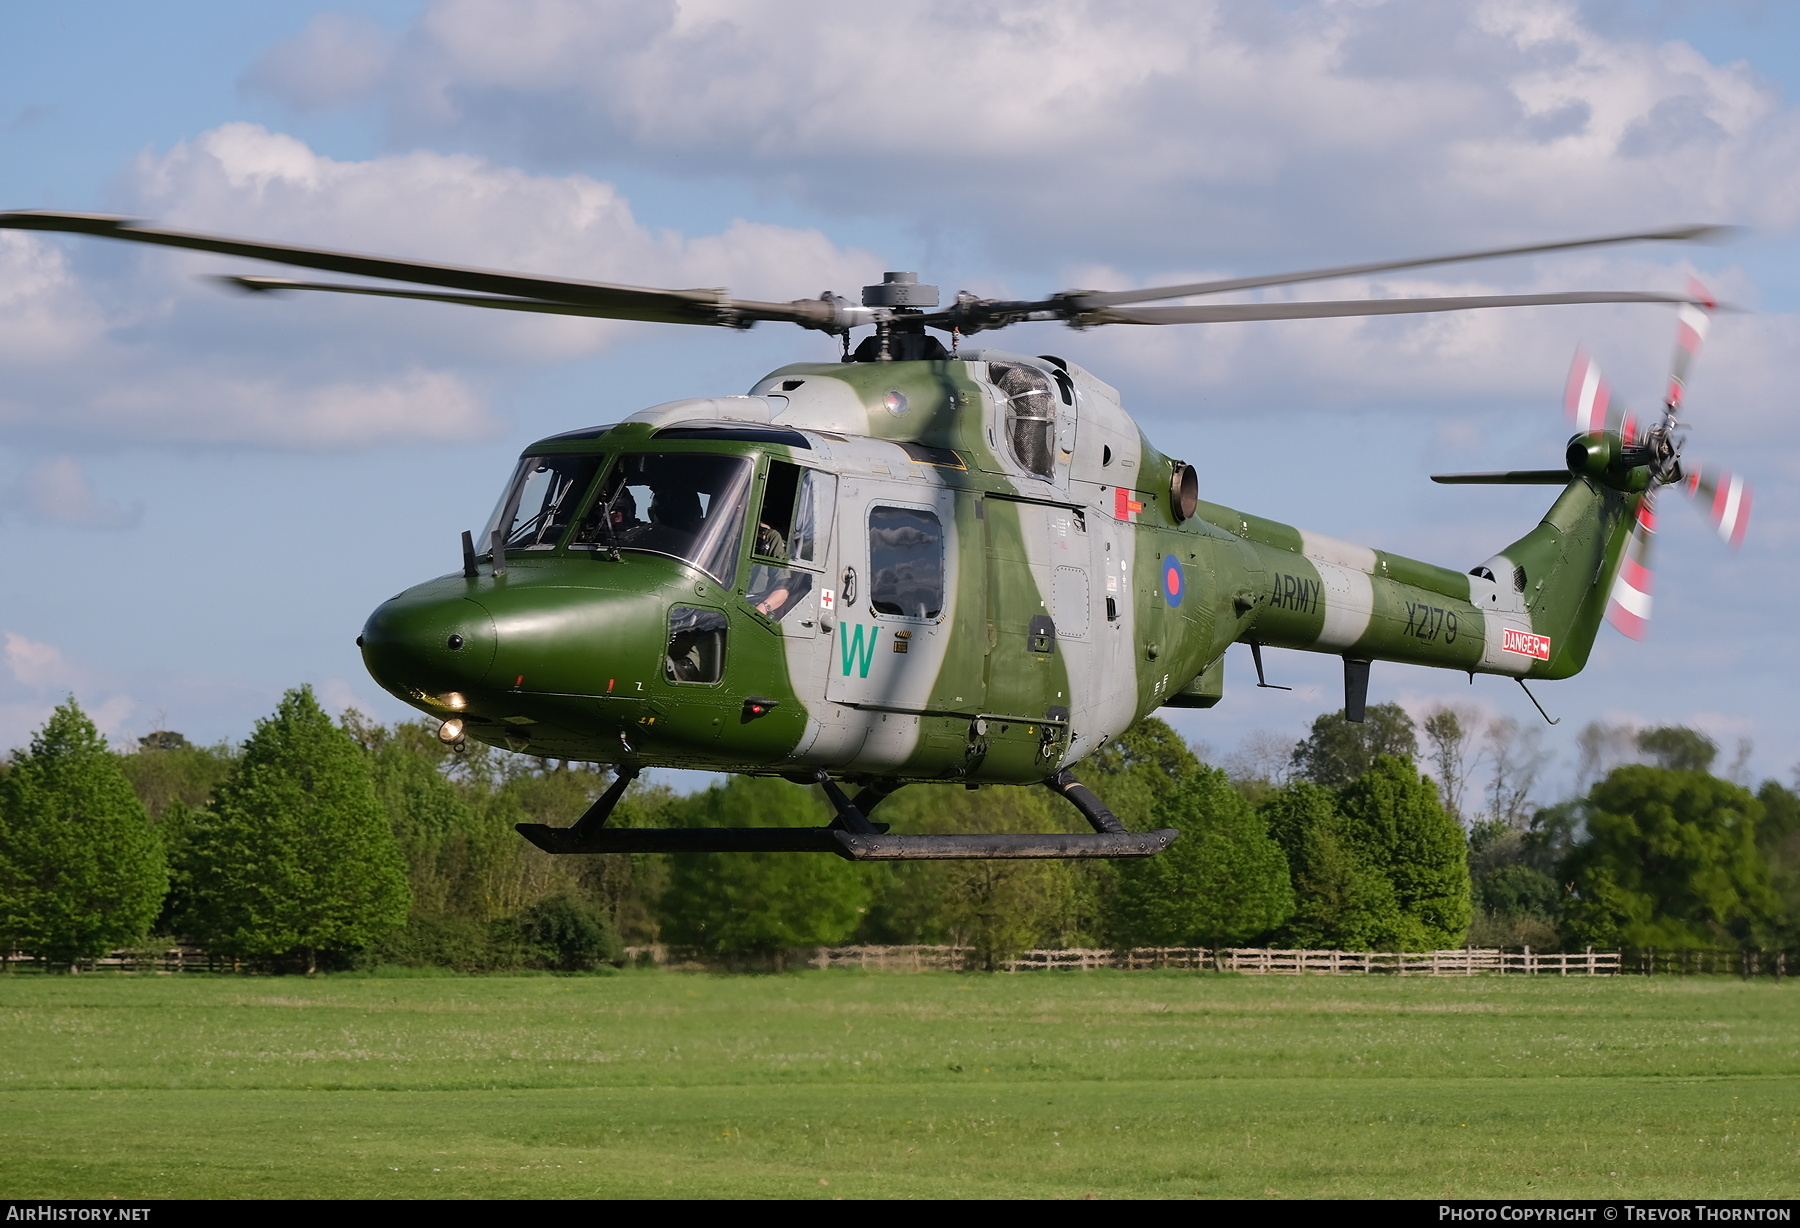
top-left (1431, 470), bottom-right (1571, 485)
top-left (516, 823), bottom-right (1177, 860)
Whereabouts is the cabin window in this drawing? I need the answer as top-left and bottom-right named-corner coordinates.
top-left (483, 453), bottom-right (606, 551)
top-left (990, 362), bottom-right (1057, 480)
top-left (571, 452), bottom-right (754, 587)
top-left (868, 505), bottom-right (944, 619)
top-left (665, 606), bottom-right (727, 684)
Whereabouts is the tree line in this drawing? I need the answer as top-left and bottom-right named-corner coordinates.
top-left (0, 688), bottom-right (1794, 972)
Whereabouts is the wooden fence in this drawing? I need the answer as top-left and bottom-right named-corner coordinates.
top-left (793, 944), bottom-right (1624, 976)
top-left (2, 946), bottom-right (222, 974)
top-left (606, 944), bottom-right (1628, 976)
top-left (5, 944), bottom-right (1790, 978)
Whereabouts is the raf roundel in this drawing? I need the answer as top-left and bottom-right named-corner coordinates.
top-left (1162, 556), bottom-right (1185, 608)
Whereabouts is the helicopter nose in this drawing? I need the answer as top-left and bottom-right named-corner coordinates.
top-left (360, 585), bottom-right (497, 706)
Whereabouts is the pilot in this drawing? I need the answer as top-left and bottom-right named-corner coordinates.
top-left (755, 520), bottom-right (787, 559)
top-left (608, 488), bottom-right (641, 533)
top-left (650, 487), bottom-right (704, 535)
top-left (748, 564), bottom-right (811, 620)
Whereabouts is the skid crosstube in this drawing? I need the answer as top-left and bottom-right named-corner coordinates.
top-left (514, 823), bottom-right (1177, 861)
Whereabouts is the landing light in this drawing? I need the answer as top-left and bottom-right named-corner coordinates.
top-left (437, 718), bottom-right (465, 743)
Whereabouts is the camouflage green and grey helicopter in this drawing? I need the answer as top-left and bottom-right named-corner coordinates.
top-left (0, 212), bottom-right (1753, 861)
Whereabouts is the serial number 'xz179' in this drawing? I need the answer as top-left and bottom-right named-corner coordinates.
top-left (1404, 601), bottom-right (1457, 643)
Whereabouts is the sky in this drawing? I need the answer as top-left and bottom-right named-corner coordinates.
top-left (1, 0), bottom-right (1797, 801)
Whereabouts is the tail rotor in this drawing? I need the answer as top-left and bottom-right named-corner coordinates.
top-left (1605, 492), bottom-right (1658, 640)
top-left (1587, 279), bottom-right (1748, 640)
top-left (1683, 464), bottom-right (1751, 549)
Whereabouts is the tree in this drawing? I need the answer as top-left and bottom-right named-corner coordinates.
top-left (1561, 766), bottom-right (1777, 949)
top-left (179, 686), bottom-right (410, 973)
top-left (1636, 726), bottom-right (1718, 773)
top-left (1337, 755), bottom-right (1471, 947)
top-left (1464, 797), bottom-right (1585, 950)
top-left (1757, 780), bottom-right (1800, 943)
top-left (1262, 780), bottom-right (1412, 950)
top-left (1476, 864), bottom-right (1562, 920)
top-left (1110, 768), bottom-right (1292, 952)
top-left (0, 701), bottom-right (167, 967)
top-left (1290, 703), bottom-right (1417, 789)
top-left (861, 783), bottom-right (1085, 966)
top-left (514, 894), bottom-right (621, 970)
top-left (657, 776), bottom-right (871, 959)
top-left (1221, 729), bottom-right (1299, 802)
top-left (117, 731), bottom-right (236, 820)
top-left (1421, 706), bottom-right (1477, 824)
top-left (1479, 717), bottom-right (1548, 827)
top-left (1079, 716), bottom-right (1202, 830)
top-left (1574, 720), bottom-right (1639, 792)
top-left (347, 716), bottom-right (485, 920)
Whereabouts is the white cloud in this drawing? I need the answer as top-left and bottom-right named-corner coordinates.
top-left (317, 676), bottom-right (381, 720)
top-left (0, 232), bottom-right (110, 363)
top-left (0, 632), bottom-right (135, 744)
top-left (240, 13), bottom-right (394, 113)
top-left (2, 457), bottom-right (141, 528)
top-left (219, 2), bottom-right (1800, 476)
top-left (133, 123), bottom-right (876, 315)
top-left (246, 0), bottom-right (1800, 263)
top-left (5, 632), bottom-right (73, 690)
top-left (0, 123), bottom-right (879, 451)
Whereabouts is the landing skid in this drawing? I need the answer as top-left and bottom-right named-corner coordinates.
top-left (513, 766), bottom-right (1179, 861)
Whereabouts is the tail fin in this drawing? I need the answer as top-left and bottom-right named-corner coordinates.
top-left (1477, 477), bottom-right (1639, 679)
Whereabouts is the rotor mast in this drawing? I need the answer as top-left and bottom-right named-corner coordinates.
top-left (855, 272), bottom-right (945, 362)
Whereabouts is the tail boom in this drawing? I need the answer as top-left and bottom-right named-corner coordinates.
top-left (1219, 475), bottom-right (1633, 682)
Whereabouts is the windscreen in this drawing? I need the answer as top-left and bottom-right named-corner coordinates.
top-left (482, 454), bottom-right (606, 552)
top-left (573, 452), bottom-right (755, 586)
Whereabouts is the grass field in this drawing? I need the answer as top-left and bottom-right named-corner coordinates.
top-left (2, 969), bottom-right (1797, 1199)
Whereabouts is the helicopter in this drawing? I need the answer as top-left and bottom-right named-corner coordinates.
top-left (0, 211), bottom-right (1751, 862)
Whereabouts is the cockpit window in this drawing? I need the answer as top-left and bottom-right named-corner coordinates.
top-left (748, 462), bottom-right (837, 565)
top-left (482, 454), bottom-right (605, 552)
top-left (990, 362), bottom-right (1056, 480)
top-left (572, 452), bottom-right (754, 587)
top-left (743, 466), bottom-right (837, 623)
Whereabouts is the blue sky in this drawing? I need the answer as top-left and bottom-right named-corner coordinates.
top-left (2, 1), bottom-right (1797, 804)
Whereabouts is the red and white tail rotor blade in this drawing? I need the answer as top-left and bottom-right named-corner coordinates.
top-left (1606, 493), bottom-right (1658, 640)
top-left (1665, 278), bottom-right (1715, 411)
top-left (1566, 348), bottom-right (1610, 433)
top-left (1683, 464), bottom-right (1752, 548)
top-left (1565, 349), bottom-right (1636, 442)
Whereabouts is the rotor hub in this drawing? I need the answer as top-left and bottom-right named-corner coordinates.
top-left (862, 272), bottom-right (939, 309)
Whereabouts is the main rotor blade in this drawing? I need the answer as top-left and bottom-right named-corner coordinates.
top-left (1075, 224), bottom-right (1731, 309)
top-left (1081, 290), bottom-right (1714, 326)
top-left (0, 210), bottom-right (842, 329)
top-left (219, 275), bottom-right (680, 321)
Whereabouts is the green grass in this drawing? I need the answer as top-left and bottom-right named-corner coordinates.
top-left (2, 970), bottom-right (1797, 1198)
